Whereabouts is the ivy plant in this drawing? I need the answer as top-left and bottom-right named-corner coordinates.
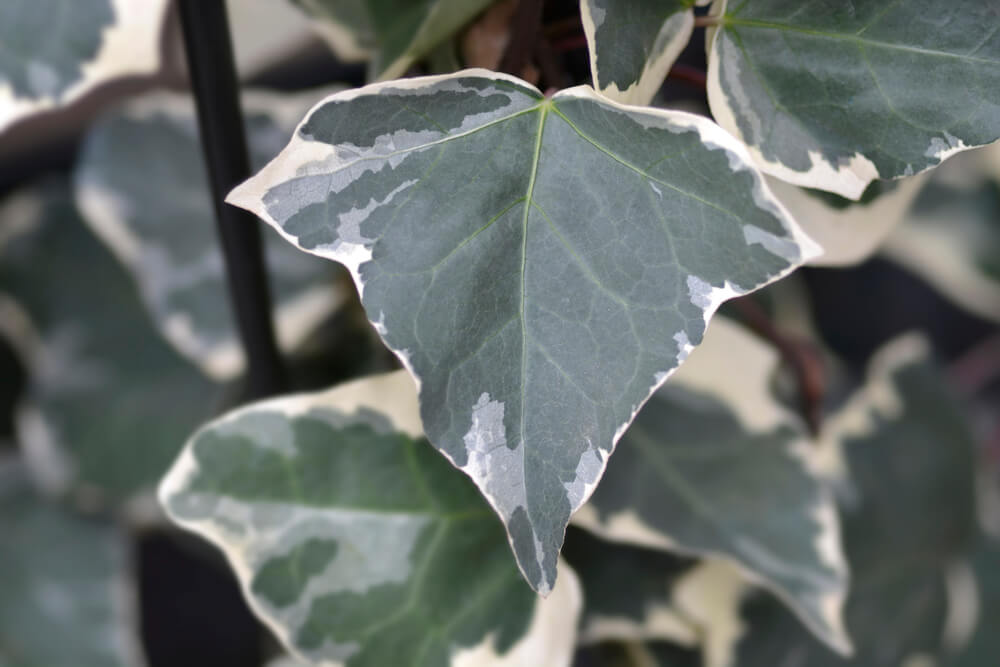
top-left (1, 1), bottom-right (999, 667)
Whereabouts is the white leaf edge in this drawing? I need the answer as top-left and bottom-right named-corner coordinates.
top-left (225, 68), bottom-right (821, 594)
top-left (704, 0), bottom-right (997, 200)
top-left (158, 369), bottom-right (583, 667)
top-left (580, 0), bottom-right (694, 106)
top-left (0, 0), bottom-right (169, 134)
top-left (74, 89), bottom-right (350, 380)
top-left (572, 316), bottom-right (851, 655)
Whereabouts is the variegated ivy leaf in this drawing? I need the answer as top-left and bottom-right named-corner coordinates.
top-left (706, 0), bottom-right (1000, 199)
top-left (0, 459), bottom-right (145, 667)
top-left (228, 70), bottom-right (820, 595)
top-left (580, 0), bottom-right (701, 106)
top-left (159, 370), bottom-right (582, 667)
top-left (575, 641), bottom-right (702, 667)
top-left (291, 0), bottom-right (495, 80)
top-left (563, 527), bottom-right (700, 646)
top-left (767, 176), bottom-right (926, 267)
top-left (0, 0), bottom-right (168, 133)
top-left (729, 335), bottom-right (978, 667)
top-left (884, 152), bottom-right (1000, 324)
top-left (952, 537), bottom-right (1000, 667)
top-left (0, 183), bottom-right (215, 507)
top-left (572, 316), bottom-right (849, 654)
top-left (75, 90), bottom-right (348, 380)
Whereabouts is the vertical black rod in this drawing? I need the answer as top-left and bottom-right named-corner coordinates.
top-left (177, 0), bottom-right (287, 399)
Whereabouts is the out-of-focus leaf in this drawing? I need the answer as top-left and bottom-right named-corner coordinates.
top-left (581, 0), bottom-right (697, 105)
top-left (0, 0), bottom-right (168, 133)
top-left (226, 0), bottom-right (317, 77)
top-left (159, 370), bottom-right (582, 667)
top-left (0, 459), bottom-right (144, 667)
top-left (706, 0), bottom-right (1000, 198)
top-left (768, 176), bottom-right (925, 267)
top-left (228, 70), bottom-right (820, 595)
top-left (951, 537), bottom-right (1000, 667)
top-left (884, 150), bottom-right (1000, 324)
top-left (290, 0), bottom-right (496, 79)
top-left (573, 317), bottom-right (849, 654)
top-left (731, 334), bottom-right (978, 667)
top-left (75, 90), bottom-right (348, 380)
top-left (0, 183), bottom-right (215, 508)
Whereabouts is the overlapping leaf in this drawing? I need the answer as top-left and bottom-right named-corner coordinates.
top-left (580, 0), bottom-right (698, 105)
top-left (0, 459), bottom-right (144, 667)
top-left (730, 335), bottom-right (978, 666)
top-left (290, 0), bottom-right (495, 79)
top-left (159, 370), bottom-right (582, 667)
top-left (0, 183), bottom-right (215, 507)
top-left (572, 317), bottom-right (849, 653)
top-left (706, 0), bottom-right (1000, 198)
top-left (74, 90), bottom-right (348, 379)
top-left (0, 0), bottom-right (168, 133)
top-left (228, 70), bottom-right (819, 594)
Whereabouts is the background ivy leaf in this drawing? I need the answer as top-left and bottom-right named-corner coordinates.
top-left (159, 370), bottom-right (582, 667)
top-left (0, 0), bottom-right (168, 133)
top-left (706, 0), bottom-right (1000, 199)
top-left (883, 149), bottom-right (1000, 325)
top-left (290, 0), bottom-right (496, 79)
top-left (74, 90), bottom-right (349, 380)
top-left (228, 70), bottom-right (819, 595)
top-left (730, 334), bottom-right (978, 667)
top-left (580, 0), bottom-right (698, 105)
top-left (572, 317), bottom-right (850, 654)
top-left (0, 459), bottom-right (144, 667)
top-left (0, 183), bottom-right (215, 508)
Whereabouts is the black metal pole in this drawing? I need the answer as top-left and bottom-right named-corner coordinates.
top-left (177, 0), bottom-right (287, 399)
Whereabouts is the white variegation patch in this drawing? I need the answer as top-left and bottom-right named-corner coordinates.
top-left (0, 0), bottom-right (168, 133)
top-left (673, 559), bottom-right (750, 667)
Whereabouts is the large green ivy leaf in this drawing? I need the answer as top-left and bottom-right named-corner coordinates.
top-left (0, 0), bottom-right (168, 133)
top-left (572, 317), bottom-right (849, 653)
top-left (884, 151), bottom-right (1000, 324)
top-left (580, 0), bottom-right (698, 105)
top-left (730, 334), bottom-right (978, 667)
top-left (74, 90), bottom-right (348, 380)
top-left (290, 0), bottom-right (495, 80)
top-left (706, 0), bottom-right (1000, 199)
top-left (0, 183), bottom-right (215, 507)
top-left (159, 370), bottom-right (582, 666)
top-left (228, 70), bottom-right (819, 594)
top-left (0, 459), bottom-right (144, 667)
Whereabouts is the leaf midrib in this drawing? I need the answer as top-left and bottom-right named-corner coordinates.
top-left (722, 16), bottom-right (999, 65)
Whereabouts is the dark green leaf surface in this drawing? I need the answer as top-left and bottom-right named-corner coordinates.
top-left (74, 90), bottom-right (347, 379)
top-left (707, 0), bottom-right (1000, 198)
top-left (574, 318), bottom-right (849, 652)
top-left (581, 0), bottom-right (696, 105)
top-left (0, 0), bottom-right (168, 132)
top-left (0, 460), bottom-right (143, 667)
top-left (228, 70), bottom-right (819, 594)
top-left (733, 335), bottom-right (978, 667)
top-left (0, 183), bottom-right (214, 506)
top-left (159, 371), bottom-right (582, 666)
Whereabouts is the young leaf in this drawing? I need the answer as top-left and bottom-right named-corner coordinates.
top-left (159, 370), bottom-right (582, 667)
top-left (572, 317), bottom-right (850, 654)
top-left (730, 335), bottom-right (978, 666)
top-left (706, 0), bottom-right (1000, 199)
top-left (884, 157), bottom-right (1000, 324)
top-left (0, 459), bottom-right (145, 667)
top-left (290, 0), bottom-right (495, 79)
top-left (581, 0), bottom-right (698, 105)
top-left (228, 69), bottom-right (819, 595)
top-left (0, 183), bottom-right (215, 507)
top-left (0, 0), bottom-right (168, 133)
top-left (74, 90), bottom-right (349, 380)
